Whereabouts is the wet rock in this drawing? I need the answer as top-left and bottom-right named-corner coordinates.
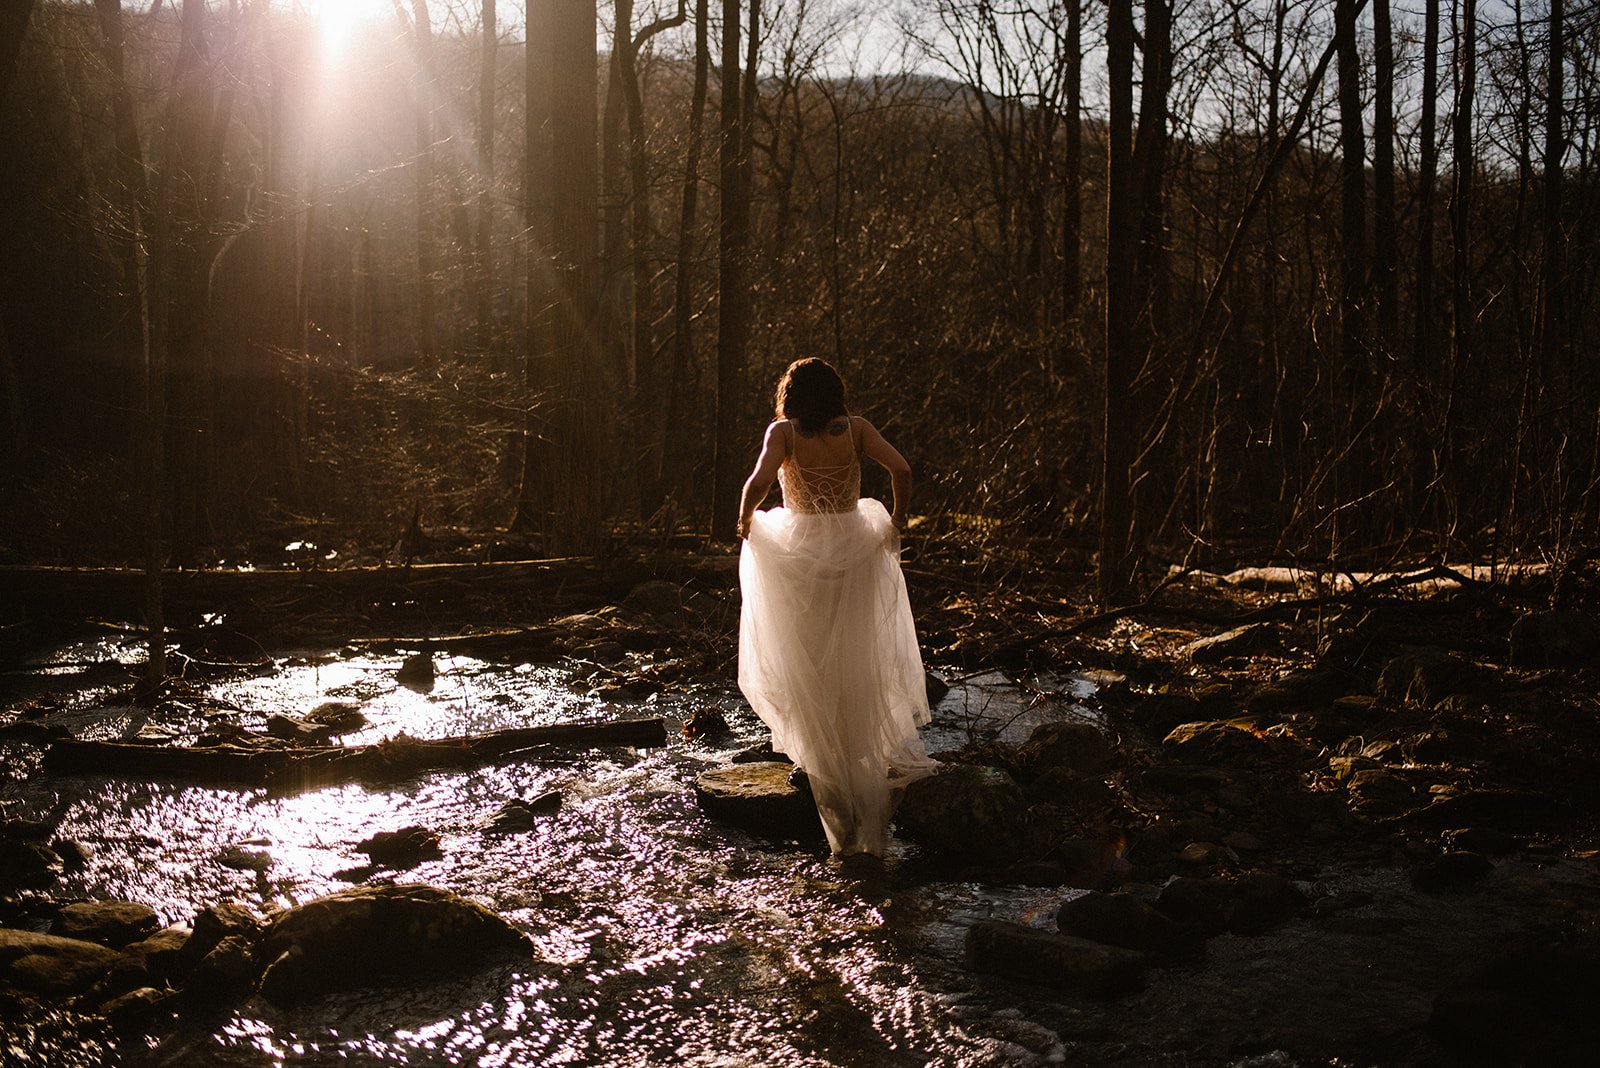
top-left (1327, 755), bottom-right (1378, 782)
top-left (1179, 842), bottom-right (1220, 866)
top-left (1162, 719), bottom-right (1287, 764)
top-left (964, 919), bottom-right (1146, 997)
top-left (595, 676), bottom-right (661, 701)
top-left (0, 929), bottom-right (124, 996)
top-left (1429, 941), bottom-right (1600, 1064)
top-left (895, 765), bottom-right (1025, 866)
top-left (1411, 788), bottom-right (1557, 831)
top-left (101, 986), bottom-right (172, 1032)
top-left (729, 740), bottom-right (791, 764)
top-left (925, 671), bottom-right (951, 707)
top-left (1347, 768), bottom-right (1417, 816)
top-left (1157, 872), bottom-right (1305, 936)
top-left (256, 884), bottom-right (533, 1008)
top-left (1508, 609), bottom-right (1600, 668)
top-left (52, 839), bottom-right (90, 872)
top-left (265, 713), bottom-right (330, 745)
top-left (176, 902), bottom-right (263, 974)
top-left (1377, 649), bottom-right (1477, 706)
top-left (583, 641), bottom-right (627, 665)
top-left (1053, 839), bottom-right (1133, 890)
top-left (0, 817), bottom-right (50, 841)
top-left (1443, 827), bottom-right (1521, 856)
top-left (1131, 692), bottom-right (1202, 733)
top-left (0, 838), bottom-right (63, 889)
top-left (1402, 729), bottom-right (1466, 764)
top-left (1411, 851), bottom-right (1494, 893)
top-left (681, 706), bottom-right (731, 742)
top-left (215, 845), bottom-right (272, 872)
top-left (397, 652), bottom-right (435, 688)
top-left (307, 701), bottom-right (369, 734)
top-left (1016, 721), bottom-right (1110, 778)
top-left (1056, 892), bottom-right (1202, 960)
top-left (356, 826), bottom-right (443, 869)
top-left (183, 934), bottom-right (257, 1004)
top-left (623, 580), bottom-right (682, 616)
top-left (53, 901), bottom-right (160, 949)
top-left (1182, 624), bottom-right (1281, 664)
top-left (1023, 768), bottom-right (1114, 806)
top-left (481, 793), bottom-right (561, 835)
top-left (1078, 668), bottom-right (1129, 702)
top-left (1246, 668), bottom-right (1345, 714)
top-left (120, 925), bottom-right (191, 982)
top-left (694, 762), bottom-right (823, 840)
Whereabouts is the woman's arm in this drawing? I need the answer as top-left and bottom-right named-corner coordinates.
top-left (736, 421), bottom-right (789, 539)
top-left (855, 417), bottom-right (912, 528)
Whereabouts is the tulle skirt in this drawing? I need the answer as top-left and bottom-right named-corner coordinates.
top-left (738, 498), bottom-right (937, 855)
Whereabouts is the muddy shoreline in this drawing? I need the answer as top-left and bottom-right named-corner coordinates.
top-left (3, 554), bottom-right (1599, 1065)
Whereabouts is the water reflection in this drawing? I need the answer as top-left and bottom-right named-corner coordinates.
top-left (1, 646), bottom-right (1102, 1066)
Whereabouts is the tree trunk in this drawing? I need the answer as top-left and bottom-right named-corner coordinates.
top-left (1335, 0), bottom-right (1367, 374)
top-left (0, 0), bottom-right (34, 106)
top-left (1060, 0), bottom-right (1081, 333)
top-left (1442, 0), bottom-right (1477, 533)
top-left (515, 0), bottom-right (554, 534)
top-left (1098, 0), bottom-right (1135, 603)
top-left (664, 0), bottom-right (710, 510)
top-left (474, 0), bottom-right (496, 348)
top-left (712, 0), bottom-right (752, 541)
top-left (411, 0), bottom-right (437, 360)
top-left (1372, 0), bottom-right (1398, 341)
top-left (0, 0), bottom-right (36, 459)
top-left (1539, 0), bottom-right (1563, 378)
top-left (1414, 0), bottom-right (1440, 370)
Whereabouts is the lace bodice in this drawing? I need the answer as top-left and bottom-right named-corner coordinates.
top-left (779, 456), bottom-right (861, 514)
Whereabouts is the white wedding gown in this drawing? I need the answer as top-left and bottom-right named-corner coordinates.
top-left (738, 441), bottom-right (937, 855)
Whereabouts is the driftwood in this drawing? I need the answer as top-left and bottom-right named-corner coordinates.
top-left (43, 717), bottom-right (668, 794)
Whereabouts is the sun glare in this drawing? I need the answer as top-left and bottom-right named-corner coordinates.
top-left (307, 0), bottom-right (392, 58)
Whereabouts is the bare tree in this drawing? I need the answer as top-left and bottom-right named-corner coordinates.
top-left (1099, 0), bottom-right (1135, 602)
top-left (713, 0), bottom-right (756, 540)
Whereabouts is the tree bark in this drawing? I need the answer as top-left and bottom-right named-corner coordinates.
top-left (665, 0), bottom-right (710, 508)
top-left (712, 0), bottom-right (752, 541)
top-left (1414, 0), bottom-right (1440, 369)
top-left (1538, 0), bottom-right (1564, 377)
top-left (1442, 0), bottom-right (1477, 525)
top-left (1098, 0), bottom-right (1135, 603)
top-left (1335, 0), bottom-right (1367, 374)
top-left (1372, 0), bottom-right (1398, 341)
top-left (1060, 0), bottom-right (1081, 333)
top-left (474, 0), bottom-right (496, 347)
top-left (411, 0), bottom-right (437, 359)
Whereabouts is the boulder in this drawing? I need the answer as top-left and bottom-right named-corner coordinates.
top-left (1377, 649), bottom-right (1477, 706)
top-left (120, 925), bottom-right (191, 983)
top-left (1130, 693), bottom-right (1203, 733)
top-left (356, 826), bottom-right (443, 869)
top-left (1161, 719), bottom-right (1284, 764)
top-left (1056, 892), bottom-right (1202, 959)
top-left (623, 580), bottom-right (682, 616)
top-left (0, 838), bottom-right (63, 890)
top-left (183, 934), bottom-right (258, 1004)
top-left (0, 929), bottom-right (124, 997)
top-left (895, 765), bottom-right (1025, 866)
top-left (1246, 667), bottom-right (1345, 713)
top-left (397, 652), bottom-right (435, 688)
top-left (1157, 872), bottom-right (1305, 936)
top-left (964, 920), bottom-right (1145, 997)
top-left (481, 793), bottom-right (561, 835)
top-left (1411, 851), bottom-right (1494, 893)
top-left (101, 986), bottom-right (172, 1032)
top-left (693, 762), bottom-right (823, 840)
top-left (1182, 624), bottom-right (1281, 664)
top-left (1015, 721), bottom-right (1110, 778)
top-left (924, 671), bottom-right (951, 708)
top-left (1508, 610), bottom-right (1600, 668)
top-left (54, 901), bottom-right (161, 949)
top-left (176, 902), bottom-right (263, 973)
top-left (256, 884), bottom-right (533, 1007)
top-left (265, 714), bottom-right (329, 745)
top-left (1023, 768), bottom-right (1114, 806)
top-left (307, 701), bottom-right (369, 734)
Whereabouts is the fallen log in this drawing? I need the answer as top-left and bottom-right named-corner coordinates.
top-left (42, 717), bottom-right (668, 794)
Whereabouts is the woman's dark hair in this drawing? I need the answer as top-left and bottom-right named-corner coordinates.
top-left (775, 358), bottom-right (848, 434)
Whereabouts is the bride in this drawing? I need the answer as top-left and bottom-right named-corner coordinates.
top-left (735, 358), bottom-right (936, 855)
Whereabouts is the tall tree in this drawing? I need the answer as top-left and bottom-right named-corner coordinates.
top-left (665, 0), bottom-right (710, 504)
top-left (713, 0), bottom-right (753, 540)
top-left (1060, 0), bottom-right (1081, 332)
top-left (1414, 0), bottom-right (1441, 368)
top-left (1335, 0), bottom-right (1367, 373)
top-left (474, 0), bottom-right (496, 347)
top-left (1372, 0), bottom-right (1398, 339)
top-left (1099, 0), bottom-right (1135, 602)
top-left (1538, 0), bottom-right (1564, 375)
top-left (408, 0), bottom-right (437, 358)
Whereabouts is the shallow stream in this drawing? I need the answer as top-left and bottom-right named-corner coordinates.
top-left (1, 641), bottom-right (1096, 1067)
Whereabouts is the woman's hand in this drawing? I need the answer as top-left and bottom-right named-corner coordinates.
top-left (736, 514), bottom-right (752, 541)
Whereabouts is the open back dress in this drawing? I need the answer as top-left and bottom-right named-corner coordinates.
top-left (737, 418), bottom-right (936, 855)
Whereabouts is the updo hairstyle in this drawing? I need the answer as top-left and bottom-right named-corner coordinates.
top-left (774, 358), bottom-right (848, 435)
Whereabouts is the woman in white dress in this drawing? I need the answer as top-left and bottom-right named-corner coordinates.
top-left (735, 358), bottom-right (936, 855)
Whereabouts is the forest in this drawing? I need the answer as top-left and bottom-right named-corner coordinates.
top-left (4, 4), bottom-right (1600, 1065)
top-left (0, 0), bottom-right (1592, 607)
